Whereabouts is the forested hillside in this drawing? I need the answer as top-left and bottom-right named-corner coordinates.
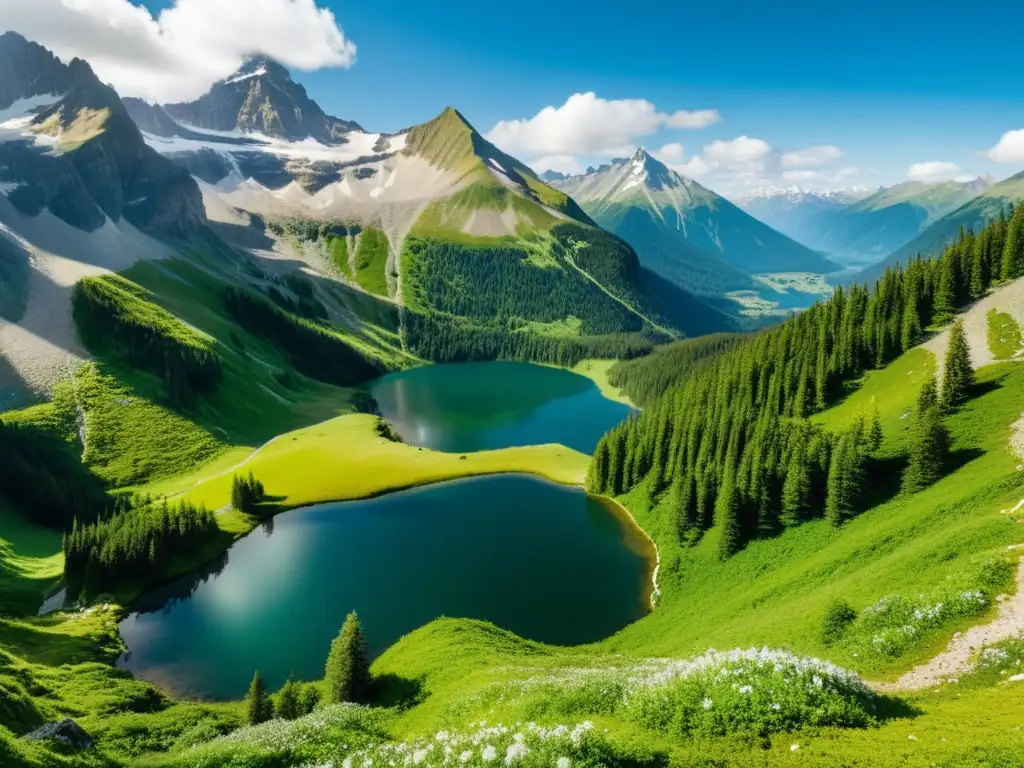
top-left (591, 208), bottom-right (1024, 557)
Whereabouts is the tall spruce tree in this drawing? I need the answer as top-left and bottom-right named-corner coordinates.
top-left (933, 252), bottom-right (957, 324)
top-left (245, 671), bottom-right (275, 725)
top-left (781, 446), bottom-right (810, 527)
top-left (903, 403), bottom-right (949, 492)
top-left (716, 464), bottom-right (742, 560)
top-left (941, 320), bottom-right (974, 410)
top-left (918, 374), bottom-right (938, 412)
top-left (1002, 205), bottom-right (1024, 281)
top-left (325, 611), bottom-right (372, 704)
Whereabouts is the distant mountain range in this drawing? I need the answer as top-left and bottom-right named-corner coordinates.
top-left (736, 186), bottom-right (870, 253)
top-left (856, 171), bottom-right (1024, 284)
top-left (0, 36), bottom-right (736, 393)
top-left (550, 151), bottom-right (840, 299)
top-left (738, 179), bottom-right (992, 268)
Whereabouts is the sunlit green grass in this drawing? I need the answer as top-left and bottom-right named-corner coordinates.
top-left (987, 307), bottom-right (1023, 360)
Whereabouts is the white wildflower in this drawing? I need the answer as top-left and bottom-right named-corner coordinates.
top-left (702, 697), bottom-right (713, 710)
top-left (482, 745), bottom-right (497, 762)
top-left (557, 758), bottom-right (571, 768)
top-left (459, 751), bottom-right (473, 763)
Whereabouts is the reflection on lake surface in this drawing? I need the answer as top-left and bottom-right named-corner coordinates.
top-left (118, 476), bottom-right (654, 700)
top-left (369, 362), bottom-right (633, 453)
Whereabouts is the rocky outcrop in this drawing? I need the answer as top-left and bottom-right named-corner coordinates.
top-left (24, 719), bottom-right (94, 750)
top-left (164, 57), bottom-right (362, 144)
top-left (0, 32), bottom-right (74, 110)
top-left (0, 34), bottom-right (206, 237)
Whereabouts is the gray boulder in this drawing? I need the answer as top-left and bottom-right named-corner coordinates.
top-left (24, 718), bottom-right (94, 750)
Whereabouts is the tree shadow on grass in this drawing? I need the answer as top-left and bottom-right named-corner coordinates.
top-left (946, 448), bottom-right (985, 474)
top-left (873, 692), bottom-right (924, 722)
top-left (371, 673), bottom-right (425, 710)
top-left (859, 455), bottom-right (908, 511)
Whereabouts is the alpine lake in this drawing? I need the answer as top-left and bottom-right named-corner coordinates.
top-left (118, 362), bottom-right (655, 700)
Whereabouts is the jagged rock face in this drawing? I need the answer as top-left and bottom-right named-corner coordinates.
top-left (24, 719), bottom-right (94, 750)
top-left (0, 34), bottom-right (205, 236)
top-left (164, 57), bottom-right (362, 144)
top-left (0, 32), bottom-right (74, 110)
top-left (122, 97), bottom-right (189, 138)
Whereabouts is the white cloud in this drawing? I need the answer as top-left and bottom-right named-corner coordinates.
top-left (652, 142), bottom-right (686, 162)
top-left (3, 0), bottom-right (357, 103)
top-left (702, 136), bottom-right (772, 169)
top-left (988, 129), bottom-right (1024, 163)
top-left (664, 110), bottom-right (720, 129)
top-left (779, 145), bottom-right (844, 168)
top-left (832, 166), bottom-right (862, 181)
top-left (907, 161), bottom-right (962, 182)
top-left (782, 170), bottom-right (819, 181)
top-left (530, 154), bottom-right (584, 175)
top-left (485, 93), bottom-right (720, 157)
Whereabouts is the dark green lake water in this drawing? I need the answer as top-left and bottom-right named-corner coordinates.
top-left (118, 363), bottom-right (644, 700)
top-left (369, 362), bottom-right (633, 453)
top-left (118, 476), bottom-right (653, 700)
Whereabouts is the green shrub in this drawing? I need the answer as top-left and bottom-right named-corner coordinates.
top-left (821, 599), bottom-right (858, 645)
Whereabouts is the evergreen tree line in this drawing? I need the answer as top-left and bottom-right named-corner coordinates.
top-left (245, 611), bottom-right (371, 726)
top-left (63, 495), bottom-right (217, 594)
top-left (402, 235), bottom-right (644, 335)
top-left (231, 471), bottom-right (266, 514)
top-left (588, 211), bottom-right (1015, 558)
top-left (0, 420), bottom-right (110, 529)
top-left (72, 275), bottom-right (223, 406)
top-left (224, 288), bottom-right (385, 387)
top-left (607, 333), bottom-right (749, 406)
top-left (403, 310), bottom-right (656, 367)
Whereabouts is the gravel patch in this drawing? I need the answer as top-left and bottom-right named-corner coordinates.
top-left (925, 278), bottom-right (1024, 386)
top-left (874, 557), bottom-right (1024, 692)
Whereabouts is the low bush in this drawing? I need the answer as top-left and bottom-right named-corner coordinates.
top-left (459, 648), bottom-right (878, 740)
top-left (821, 599), bottom-right (858, 645)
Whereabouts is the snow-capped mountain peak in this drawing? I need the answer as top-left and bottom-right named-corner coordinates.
top-left (738, 185), bottom-right (872, 204)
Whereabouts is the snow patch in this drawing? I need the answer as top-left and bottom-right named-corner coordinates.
top-left (223, 67), bottom-right (267, 85)
top-left (0, 182), bottom-right (24, 196)
top-left (141, 129), bottom-right (386, 164)
top-left (387, 133), bottom-right (408, 153)
top-left (621, 177), bottom-right (643, 192)
top-left (0, 93), bottom-right (61, 125)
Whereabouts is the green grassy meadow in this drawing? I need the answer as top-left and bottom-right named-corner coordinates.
top-left (2, 233), bottom-right (1024, 767)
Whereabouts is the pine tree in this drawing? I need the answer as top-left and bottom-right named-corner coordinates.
top-left (586, 439), bottom-right (609, 494)
top-left (1002, 205), bottom-right (1024, 281)
top-left (325, 611), bottom-right (371, 704)
top-left (780, 446), bottom-right (809, 527)
top-left (716, 465), bottom-right (742, 560)
top-left (918, 374), bottom-right (938, 413)
top-left (941, 319), bottom-right (974, 410)
top-left (903, 404), bottom-right (949, 492)
top-left (933, 252), bottom-right (957, 324)
top-left (276, 677), bottom-right (302, 720)
top-left (246, 671), bottom-right (275, 725)
top-left (867, 409), bottom-right (884, 455)
top-left (970, 231), bottom-right (988, 297)
top-left (825, 427), bottom-right (863, 527)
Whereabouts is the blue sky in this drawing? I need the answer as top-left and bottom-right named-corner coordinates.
top-left (259, 0), bottom-right (1024, 194)
top-left (15, 0), bottom-right (1024, 197)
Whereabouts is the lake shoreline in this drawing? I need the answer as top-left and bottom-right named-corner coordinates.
top-left (591, 494), bottom-right (661, 610)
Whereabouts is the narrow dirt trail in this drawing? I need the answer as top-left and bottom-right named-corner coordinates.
top-left (872, 557), bottom-right (1024, 692)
